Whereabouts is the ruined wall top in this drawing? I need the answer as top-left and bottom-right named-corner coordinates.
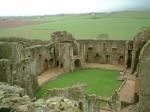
top-left (139, 39), bottom-right (150, 60)
top-left (51, 31), bottom-right (75, 42)
top-left (133, 27), bottom-right (150, 44)
top-left (0, 37), bottom-right (49, 46)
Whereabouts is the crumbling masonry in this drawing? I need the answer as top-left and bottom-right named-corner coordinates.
top-left (0, 27), bottom-right (150, 112)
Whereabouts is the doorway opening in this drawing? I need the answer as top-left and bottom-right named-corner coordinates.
top-left (74, 59), bottom-right (81, 70)
top-left (118, 56), bottom-right (125, 65)
top-left (44, 59), bottom-right (48, 70)
top-left (105, 55), bottom-right (110, 63)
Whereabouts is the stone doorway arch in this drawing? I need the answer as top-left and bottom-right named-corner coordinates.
top-left (105, 55), bottom-right (110, 63)
top-left (74, 59), bottom-right (81, 70)
top-left (56, 60), bottom-right (59, 67)
top-left (127, 50), bottom-right (132, 68)
top-left (118, 56), bottom-right (125, 65)
top-left (44, 59), bottom-right (48, 70)
top-left (95, 53), bottom-right (101, 63)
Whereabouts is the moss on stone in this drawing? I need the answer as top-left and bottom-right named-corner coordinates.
top-left (0, 43), bottom-right (12, 59)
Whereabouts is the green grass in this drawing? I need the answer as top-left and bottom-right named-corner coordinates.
top-left (0, 11), bottom-right (150, 40)
top-left (36, 69), bottom-right (122, 98)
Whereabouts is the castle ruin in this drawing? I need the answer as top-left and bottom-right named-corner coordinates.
top-left (0, 27), bottom-right (150, 112)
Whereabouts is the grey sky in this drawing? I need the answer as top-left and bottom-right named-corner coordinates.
top-left (0, 0), bottom-right (150, 16)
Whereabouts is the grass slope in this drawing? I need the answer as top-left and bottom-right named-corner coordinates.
top-left (0, 11), bottom-right (150, 40)
top-left (37, 69), bottom-right (121, 98)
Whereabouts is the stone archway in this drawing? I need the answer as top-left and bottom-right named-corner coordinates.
top-left (0, 107), bottom-right (14, 112)
top-left (44, 59), bottom-right (48, 70)
top-left (74, 59), bottom-right (81, 70)
top-left (60, 63), bottom-right (63, 68)
top-left (86, 46), bottom-right (94, 63)
top-left (105, 55), bottom-right (110, 63)
top-left (127, 50), bottom-right (132, 68)
top-left (118, 56), bottom-right (125, 65)
top-left (73, 44), bottom-right (78, 56)
top-left (95, 53), bottom-right (101, 63)
top-left (49, 59), bottom-right (54, 67)
top-left (56, 60), bottom-right (59, 67)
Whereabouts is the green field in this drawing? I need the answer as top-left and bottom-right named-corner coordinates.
top-left (37, 69), bottom-right (121, 98)
top-left (0, 11), bottom-right (150, 40)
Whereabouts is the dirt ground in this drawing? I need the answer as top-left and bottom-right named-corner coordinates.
top-left (0, 19), bottom-right (43, 28)
top-left (38, 67), bottom-right (65, 86)
top-left (100, 108), bottom-right (111, 112)
top-left (118, 79), bottom-right (135, 103)
top-left (84, 63), bottom-right (124, 71)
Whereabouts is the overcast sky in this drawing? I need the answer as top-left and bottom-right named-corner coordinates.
top-left (0, 0), bottom-right (150, 16)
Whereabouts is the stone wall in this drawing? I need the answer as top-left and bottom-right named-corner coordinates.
top-left (0, 82), bottom-right (30, 112)
top-left (137, 40), bottom-right (150, 112)
top-left (0, 41), bottom-right (39, 98)
top-left (0, 37), bottom-right (49, 45)
top-left (15, 59), bottom-right (38, 98)
top-left (1, 83), bottom-right (99, 112)
top-left (51, 31), bottom-right (85, 72)
top-left (0, 42), bottom-right (25, 86)
top-left (51, 31), bottom-right (74, 42)
top-left (26, 45), bottom-right (50, 75)
top-left (111, 91), bottom-right (121, 112)
top-left (56, 42), bottom-right (85, 72)
top-left (1, 29), bottom-right (150, 111)
top-left (131, 27), bottom-right (150, 73)
top-left (124, 41), bottom-right (133, 68)
top-left (45, 87), bottom-right (102, 112)
top-left (0, 32), bottom-right (129, 99)
top-left (78, 40), bottom-right (127, 65)
top-left (55, 43), bottom-right (72, 71)
top-left (0, 59), bottom-right (12, 84)
top-left (0, 42), bottom-right (24, 62)
top-left (0, 42), bottom-right (12, 59)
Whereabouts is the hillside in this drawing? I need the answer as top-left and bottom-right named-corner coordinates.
top-left (0, 11), bottom-right (150, 40)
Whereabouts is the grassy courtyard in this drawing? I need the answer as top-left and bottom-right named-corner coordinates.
top-left (37, 69), bottom-right (122, 98)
